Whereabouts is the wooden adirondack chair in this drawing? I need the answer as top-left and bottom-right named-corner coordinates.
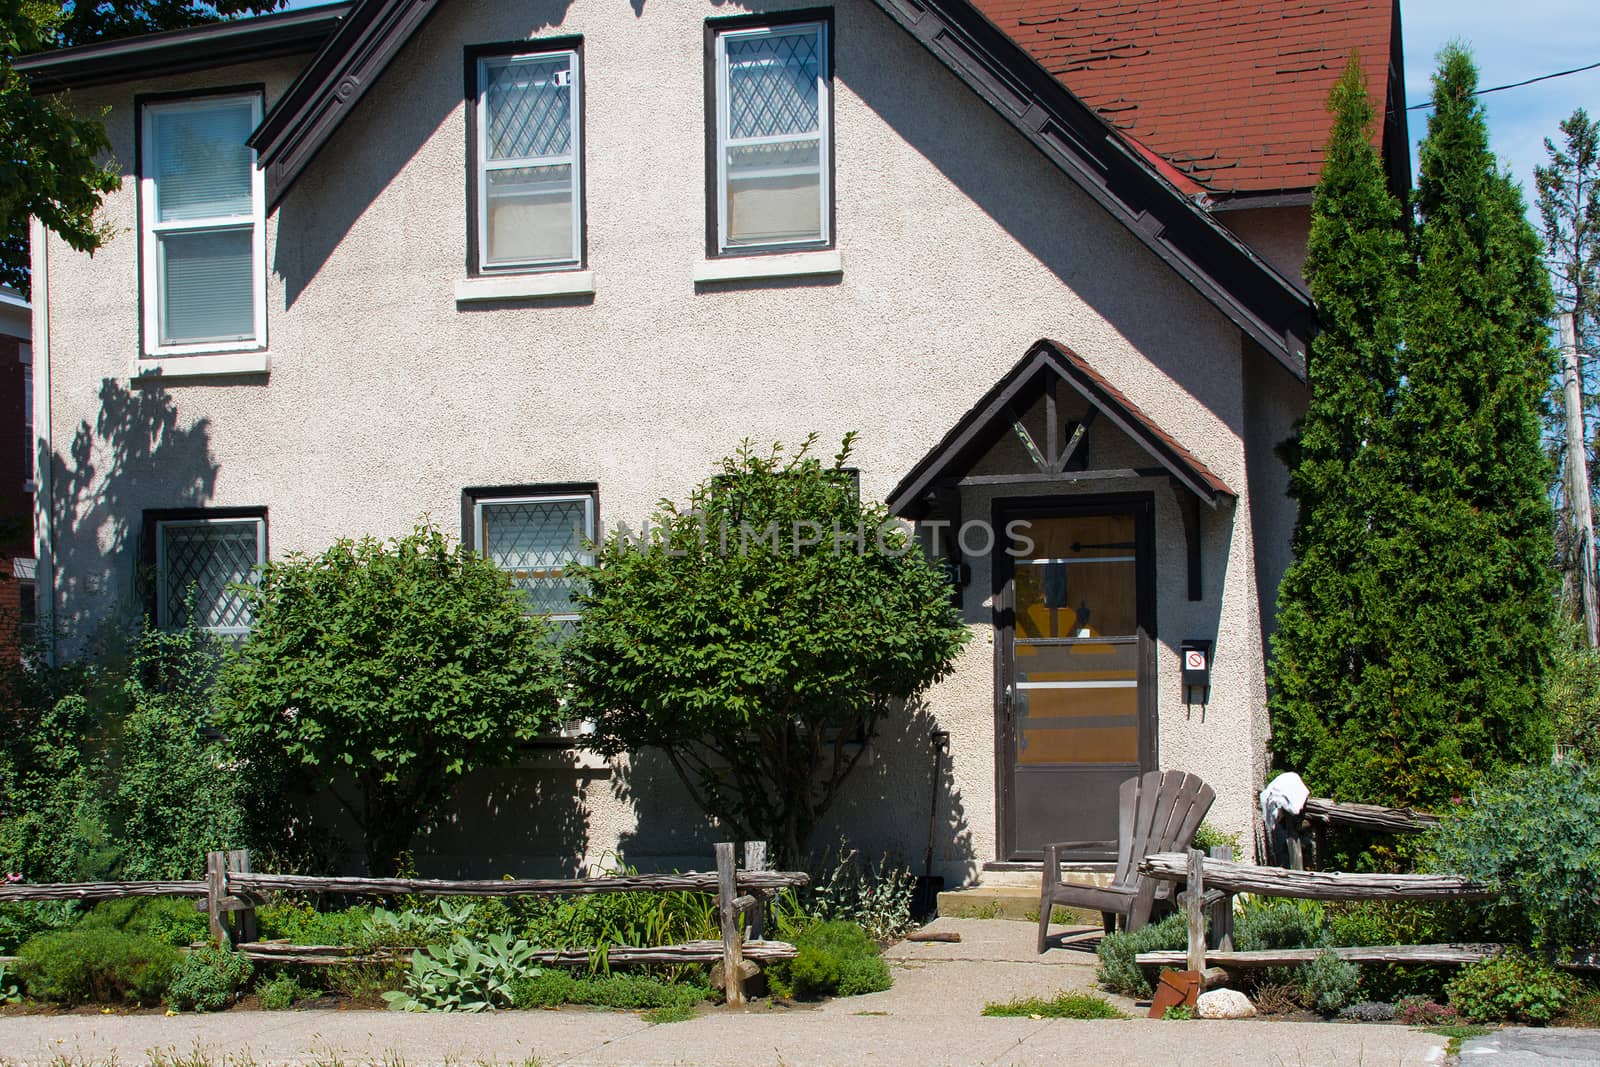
top-left (1036, 769), bottom-right (1215, 953)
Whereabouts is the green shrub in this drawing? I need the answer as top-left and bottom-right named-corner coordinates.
top-left (1325, 901), bottom-right (1460, 1002)
top-left (1548, 618), bottom-right (1600, 765)
top-left (166, 946), bottom-right (252, 1012)
top-left (256, 972), bottom-right (316, 1010)
top-left (1192, 823), bottom-right (1242, 856)
top-left (0, 961), bottom-right (22, 1005)
top-left (17, 927), bottom-right (179, 1005)
top-left (771, 920), bottom-right (889, 1000)
top-left (382, 933), bottom-right (539, 1012)
top-left (803, 843), bottom-right (917, 942)
top-left (0, 694), bottom-right (117, 883)
top-left (0, 901), bottom-right (78, 955)
top-left (509, 972), bottom-right (711, 1011)
top-left (1299, 950), bottom-right (1360, 1015)
top-left (1095, 912), bottom-right (1187, 997)
top-left (1236, 898), bottom-right (1325, 951)
top-left (256, 901), bottom-right (376, 948)
top-left (983, 992), bottom-right (1125, 1019)
top-left (1445, 950), bottom-right (1578, 1024)
top-left (77, 897), bottom-right (208, 947)
top-left (1427, 763), bottom-right (1600, 952)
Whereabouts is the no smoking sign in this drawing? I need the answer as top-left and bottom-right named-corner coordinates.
top-left (1184, 649), bottom-right (1207, 671)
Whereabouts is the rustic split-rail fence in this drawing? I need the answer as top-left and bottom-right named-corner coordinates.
top-left (0, 840), bottom-right (807, 1007)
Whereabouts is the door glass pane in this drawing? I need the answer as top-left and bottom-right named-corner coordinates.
top-left (158, 228), bottom-right (254, 345)
top-left (486, 164), bottom-right (575, 265)
top-left (726, 140), bottom-right (821, 245)
top-left (151, 101), bottom-right (256, 222)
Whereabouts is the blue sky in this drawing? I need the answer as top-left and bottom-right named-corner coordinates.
top-left (1403, 0), bottom-right (1600, 205)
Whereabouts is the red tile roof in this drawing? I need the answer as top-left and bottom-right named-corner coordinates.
top-left (973, 0), bottom-right (1397, 195)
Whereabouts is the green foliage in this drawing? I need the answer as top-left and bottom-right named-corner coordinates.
top-left (1547, 619), bottom-right (1600, 764)
top-left (1446, 950), bottom-right (1577, 1024)
top-left (16, 926), bottom-right (179, 1005)
top-left (1161, 1004), bottom-right (1194, 1021)
top-left (564, 435), bottom-right (968, 862)
top-left (222, 521), bottom-right (561, 875)
top-left (1095, 911), bottom-right (1187, 997)
top-left (382, 933), bottom-right (540, 1012)
top-left (255, 901), bottom-right (375, 948)
top-left (802, 843), bottom-right (916, 941)
top-left (770, 920), bottom-right (890, 1000)
top-left (1272, 46), bottom-right (1558, 813)
top-left (0, 959), bottom-right (20, 1004)
top-left (1398, 995), bottom-right (1460, 1026)
top-left (644, 1002), bottom-right (697, 1024)
top-left (1236, 898), bottom-right (1325, 952)
top-left (0, 693), bottom-right (116, 883)
top-left (1300, 949), bottom-right (1361, 1015)
top-left (165, 946), bottom-right (252, 1012)
top-left (255, 972), bottom-right (316, 1010)
top-left (1191, 823), bottom-right (1242, 856)
top-left (508, 971), bottom-right (711, 1011)
top-left (982, 992), bottom-right (1126, 1019)
top-left (1325, 901), bottom-right (1462, 1002)
top-left (0, 901), bottom-right (77, 955)
top-left (1426, 762), bottom-right (1600, 952)
top-left (77, 897), bottom-right (208, 947)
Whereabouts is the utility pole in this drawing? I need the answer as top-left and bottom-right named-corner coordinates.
top-left (1561, 311), bottom-right (1598, 647)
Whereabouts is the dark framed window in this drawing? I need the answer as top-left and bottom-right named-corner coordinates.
top-left (143, 507), bottom-right (267, 636)
top-left (462, 484), bottom-right (598, 634)
top-left (706, 10), bottom-right (833, 256)
top-left (465, 38), bottom-right (585, 275)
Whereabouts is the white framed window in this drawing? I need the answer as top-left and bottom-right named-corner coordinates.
top-left (473, 492), bottom-right (595, 631)
top-left (476, 49), bottom-right (583, 272)
top-left (713, 20), bottom-right (830, 254)
top-left (138, 93), bottom-right (266, 356)
top-left (155, 515), bottom-right (266, 637)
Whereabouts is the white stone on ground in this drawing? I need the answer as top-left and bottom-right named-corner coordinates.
top-left (1197, 989), bottom-right (1257, 1019)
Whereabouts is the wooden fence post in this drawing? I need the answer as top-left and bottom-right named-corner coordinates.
top-left (205, 851), bottom-right (228, 947)
top-left (716, 842), bottom-right (746, 1007)
top-left (744, 841), bottom-right (768, 941)
top-left (1185, 848), bottom-right (1205, 974)
top-left (1207, 846), bottom-right (1234, 952)
top-left (227, 850), bottom-right (257, 945)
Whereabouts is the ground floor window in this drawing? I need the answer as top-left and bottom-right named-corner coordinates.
top-left (149, 511), bottom-right (266, 637)
top-left (464, 485), bottom-right (596, 637)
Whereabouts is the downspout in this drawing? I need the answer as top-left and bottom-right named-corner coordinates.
top-left (30, 219), bottom-right (54, 666)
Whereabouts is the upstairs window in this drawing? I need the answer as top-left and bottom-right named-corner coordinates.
top-left (475, 47), bottom-right (583, 272)
top-left (139, 93), bottom-right (265, 355)
top-left (153, 513), bottom-right (266, 638)
top-left (470, 489), bottom-right (596, 637)
top-left (712, 19), bottom-right (831, 253)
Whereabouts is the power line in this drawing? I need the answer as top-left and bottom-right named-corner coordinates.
top-left (1406, 58), bottom-right (1600, 111)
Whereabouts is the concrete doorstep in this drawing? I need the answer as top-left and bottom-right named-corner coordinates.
top-left (0, 919), bottom-right (1451, 1067)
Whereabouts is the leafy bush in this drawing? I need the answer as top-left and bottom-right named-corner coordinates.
top-left (1300, 950), bottom-right (1361, 1015)
top-left (382, 933), bottom-right (540, 1012)
top-left (1445, 950), bottom-right (1578, 1024)
top-left (803, 843), bottom-right (916, 941)
top-left (1338, 1000), bottom-right (1395, 1021)
top-left (1236, 898), bottom-right (1325, 951)
top-left (0, 693), bottom-right (117, 883)
top-left (1096, 912), bottom-right (1187, 997)
top-left (983, 992), bottom-right (1126, 1019)
top-left (1548, 618), bottom-right (1600, 765)
top-left (16, 927), bottom-right (179, 1005)
top-left (1397, 995), bottom-right (1459, 1026)
top-left (256, 972), bottom-right (316, 1010)
top-left (256, 901), bottom-right (376, 948)
top-left (1192, 823), bottom-right (1242, 856)
top-left (0, 901), bottom-right (77, 955)
top-left (166, 946), bottom-right (252, 1011)
top-left (77, 897), bottom-right (208, 947)
top-left (564, 436), bottom-right (968, 863)
top-left (1427, 762), bottom-right (1600, 951)
top-left (1324, 901), bottom-right (1463, 1002)
top-left (771, 920), bottom-right (890, 1000)
top-left (509, 971), bottom-right (711, 1011)
top-left (223, 521), bottom-right (562, 875)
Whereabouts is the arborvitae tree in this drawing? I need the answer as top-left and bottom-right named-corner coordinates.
top-left (1268, 58), bottom-right (1407, 800)
top-left (1376, 45), bottom-right (1556, 806)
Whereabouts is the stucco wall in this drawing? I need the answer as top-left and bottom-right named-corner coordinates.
top-left (36, 0), bottom-right (1300, 880)
top-left (1219, 205), bottom-right (1312, 292)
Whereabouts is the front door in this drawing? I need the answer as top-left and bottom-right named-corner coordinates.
top-left (996, 497), bottom-right (1155, 861)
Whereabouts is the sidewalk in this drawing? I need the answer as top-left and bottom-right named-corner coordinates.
top-left (0, 919), bottom-right (1450, 1066)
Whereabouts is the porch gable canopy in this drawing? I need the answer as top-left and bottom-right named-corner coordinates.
top-left (887, 339), bottom-right (1234, 520)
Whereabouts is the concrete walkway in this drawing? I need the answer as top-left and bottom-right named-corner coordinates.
top-left (0, 919), bottom-right (1450, 1067)
top-left (1460, 1028), bottom-right (1600, 1064)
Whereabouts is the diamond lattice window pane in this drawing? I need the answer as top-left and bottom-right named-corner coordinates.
top-left (482, 499), bottom-right (592, 617)
top-left (727, 29), bottom-right (821, 140)
top-left (161, 520), bottom-right (260, 634)
top-left (485, 55), bottom-right (573, 161)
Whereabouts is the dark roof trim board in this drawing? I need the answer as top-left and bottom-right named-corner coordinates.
top-left (887, 339), bottom-right (1234, 519)
top-left (12, 5), bottom-right (350, 92)
top-left (871, 0), bottom-right (1308, 378)
top-left (247, 0), bottom-right (442, 206)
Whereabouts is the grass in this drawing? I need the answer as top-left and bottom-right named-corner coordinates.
top-left (1422, 1024), bottom-right (1491, 1058)
top-left (981, 991), bottom-right (1126, 1019)
top-left (643, 1002), bottom-right (697, 1024)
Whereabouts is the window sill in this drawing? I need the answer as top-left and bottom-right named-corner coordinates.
top-left (135, 350), bottom-right (269, 380)
top-left (455, 271), bottom-right (595, 304)
top-left (693, 249), bottom-right (842, 284)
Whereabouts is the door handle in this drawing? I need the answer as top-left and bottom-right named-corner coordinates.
top-left (1003, 683), bottom-right (1014, 723)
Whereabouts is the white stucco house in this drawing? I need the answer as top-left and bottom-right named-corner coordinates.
top-left (18, 0), bottom-right (1409, 883)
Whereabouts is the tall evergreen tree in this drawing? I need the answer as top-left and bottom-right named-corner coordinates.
top-left (1375, 45), bottom-right (1556, 806)
top-left (1268, 57), bottom-right (1407, 799)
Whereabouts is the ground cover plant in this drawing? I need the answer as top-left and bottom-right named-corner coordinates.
top-left (14, 926), bottom-right (179, 1006)
top-left (165, 947), bottom-right (252, 1012)
top-left (768, 920), bottom-right (891, 1000)
top-left (1095, 912), bottom-right (1187, 997)
top-left (982, 992), bottom-right (1125, 1019)
top-left (1445, 950), bottom-right (1578, 1024)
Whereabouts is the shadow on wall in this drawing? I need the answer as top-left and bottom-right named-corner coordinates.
top-left (46, 379), bottom-right (221, 653)
top-left (611, 748), bottom-right (721, 872)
